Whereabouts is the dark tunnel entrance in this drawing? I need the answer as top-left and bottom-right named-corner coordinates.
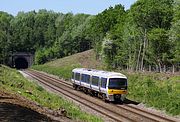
top-left (15, 57), bottom-right (28, 69)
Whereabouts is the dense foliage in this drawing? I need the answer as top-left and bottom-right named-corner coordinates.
top-left (0, 10), bottom-right (93, 65)
top-left (0, 0), bottom-right (179, 72)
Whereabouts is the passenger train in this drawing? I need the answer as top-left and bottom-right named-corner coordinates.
top-left (71, 68), bottom-right (128, 102)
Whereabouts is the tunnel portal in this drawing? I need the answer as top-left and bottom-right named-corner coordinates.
top-left (10, 52), bottom-right (34, 69)
top-left (15, 57), bottom-right (28, 69)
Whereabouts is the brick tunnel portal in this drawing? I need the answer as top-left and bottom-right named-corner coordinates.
top-left (11, 52), bottom-right (34, 69)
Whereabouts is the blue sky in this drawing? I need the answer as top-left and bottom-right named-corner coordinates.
top-left (0, 0), bottom-right (136, 16)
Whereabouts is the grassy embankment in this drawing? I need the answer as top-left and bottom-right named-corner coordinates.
top-left (33, 50), bottom-right (103, 80)
top-left (32, 50), bottom-right (180, 116)
top-left (0, 65), bottom-right (102, 122)
top-left (126, 72), bottom-right (180, 115)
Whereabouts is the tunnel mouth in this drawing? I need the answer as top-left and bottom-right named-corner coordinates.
top-left (15, 57), bottom-right (28, 69)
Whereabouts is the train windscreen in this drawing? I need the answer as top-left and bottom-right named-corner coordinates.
top-left (108, 78), bottom-right (127, 90)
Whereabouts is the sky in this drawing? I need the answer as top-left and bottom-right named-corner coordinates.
top-left (0, 0), bottom-right (137, 16)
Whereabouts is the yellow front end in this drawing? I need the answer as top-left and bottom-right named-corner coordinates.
top-left (107, 89), bottom-right (127, 101)
top-left (108, 89), bottom-right (127, 95)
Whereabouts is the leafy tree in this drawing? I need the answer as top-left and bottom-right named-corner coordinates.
top-left (148, 28), bottom-right (171, 72)
top-left (127, 0), bottom-right (174, 71)
top-left (91, 4), bottom-right (126, 61)
top-left (102, 36), bottom-right (117, 69)
top-left (11, 11), bottom-right (36, 52)
top-left (0, 11), bottom-right (13, 64)
top-left (168, 1), bottom-right (180, 72)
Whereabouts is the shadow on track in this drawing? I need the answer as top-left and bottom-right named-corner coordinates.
top-left (112, 98), bottom-right (140, 105)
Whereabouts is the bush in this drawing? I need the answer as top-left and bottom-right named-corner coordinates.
top-left (127, 73), bottom-right (180, 115)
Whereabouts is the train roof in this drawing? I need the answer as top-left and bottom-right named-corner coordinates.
top-left (72, 68), bottom-right (127, 78)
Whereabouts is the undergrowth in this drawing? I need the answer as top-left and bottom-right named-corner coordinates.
top-left (125, 72), bottom-right (180, 116)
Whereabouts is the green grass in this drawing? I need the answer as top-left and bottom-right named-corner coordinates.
top-left (0, 65), bottom-right (103, 122)
top-left (31, 50), bottom-right (180, 116)
top-left (33, 64), bottom-right (180, 116)
top-left (32, 64), bottom-right (80, 80)
top-left (32, 50), bottom-right (103, 80)
top-left (44, 50), bottom-right (103, 69)
top-left (125, 72), bottom-right (180, 115)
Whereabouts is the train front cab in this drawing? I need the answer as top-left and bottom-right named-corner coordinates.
top-left (106, 77), bottom-right (128, 102)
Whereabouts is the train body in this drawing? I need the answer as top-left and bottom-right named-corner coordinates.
top-left (71, 68), bottom-right (128, 102)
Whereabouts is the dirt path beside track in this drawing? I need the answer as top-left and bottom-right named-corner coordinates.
top-left (0, 89), bottom-right (73, 122)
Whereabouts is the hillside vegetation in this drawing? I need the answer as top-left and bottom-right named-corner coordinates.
top-left (32, 50), bottom-right (180, 116)
top-left (1, 0), bottom-right (180, 72)
top-left (0, 65), bottom-right (102, 122)
top-left (33, 50), bottom-right (103, 79)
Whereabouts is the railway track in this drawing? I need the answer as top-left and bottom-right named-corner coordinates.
top-left (23, 70), bottom-right (178, 122)
top-left (24, 70), bottom-right (132, 122)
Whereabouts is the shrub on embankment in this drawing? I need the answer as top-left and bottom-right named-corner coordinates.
top-left (126, 72), bottom-right (180, 116)
top-left (0, 65), bottom-right (102, 122)
top-left (32, 64), bottom-right (180, 116)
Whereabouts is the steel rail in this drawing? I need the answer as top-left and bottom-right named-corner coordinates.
top-left (25, 70), bottom-right (178, 122)
top-left (24, 70), bottom-right (134, 122)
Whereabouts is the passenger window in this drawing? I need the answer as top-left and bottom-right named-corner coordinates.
top-left (81, 74), bottom-right (90, 83)
top-left (92, 76), bottom-right (99, 86)
top-left (81, 74), bottom-right (86, 82)
top-left (101, 78), bottom-right (107, 88)
top-left (86, 75), bottom-right (90, 83)
top-left (75, 73), bottom-right (80, 81)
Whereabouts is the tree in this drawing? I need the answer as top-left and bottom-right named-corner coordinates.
top-left (11, 11), bottom-right (36, 52)
top-left (168, 1), bottom-right (180, 72)
top-left (90, 4), bottom-right (126, 63)
top-left (148, 28), bottom-right (171, 72)
top-left (102, 36), bottom-right (117, 69)
top-left (0, 11), bottom-right (13, 64)
top-left (128, 0), bottom-right (174, 71)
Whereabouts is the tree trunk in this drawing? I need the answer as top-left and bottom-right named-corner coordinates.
top-left (128, 47), bottom-right (132, 71)
top-left (149, 65), bottom-right (151, 72)
top-left (172, 64), bottom-right (175, 74)
top-left (136, 40), bottom-right (142, 71)
top-left (156, 65), bottom-right (159, 72)
top-left (158, 62), bottom-right (162, 72)
top-left (163, 65), bottom-right (166, 72)
top-left (141, 29), bottom-right (147, 71)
